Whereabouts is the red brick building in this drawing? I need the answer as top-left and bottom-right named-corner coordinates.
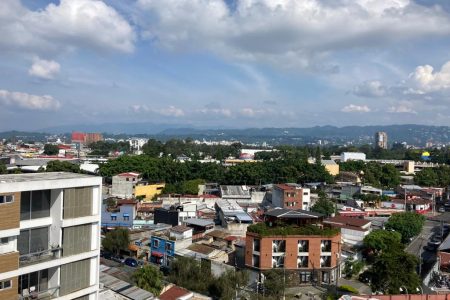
top-left (272, 184), bottom-right (311, 210)
top-left (245, 208), bottom-right (341, 285)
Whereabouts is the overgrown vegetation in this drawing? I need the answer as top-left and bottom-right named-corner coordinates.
top-left (247, 223), bottom-right (340, 237)
top-left (102, 228), bottom-right (130, 255)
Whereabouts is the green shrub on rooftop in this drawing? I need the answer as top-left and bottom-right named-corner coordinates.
top-left (247, 222), bottom-right (340, 237)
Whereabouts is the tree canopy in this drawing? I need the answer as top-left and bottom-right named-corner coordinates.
top-left (102, 228), bottom-right (130, 255)
top-left (385, 212), bottom-right (426, 243)
top-left (43, 144), bottom-right (59, 155)
top-left (363, 230), bottom-right (403, 253)
top-left (339, 161), bottom-right (400, 189)
top-left (132, 265), bottom-right (164, 296)
top-left (45, 160), bottom-right (81, 173)
top-left (311, 191), bottom-right (336, 216)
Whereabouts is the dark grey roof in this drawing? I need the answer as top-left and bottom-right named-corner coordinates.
top-left (265, 208), bottom-right (324, 218)
top-left (183, 218), bottom-right (215, 227)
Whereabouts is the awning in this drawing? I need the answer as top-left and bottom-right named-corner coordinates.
top-left (111, 214), bottom-right (117, 217)
top-left (151, 251), bottom-right (164, 258)
top-left (128, 244), bottom-right (139, 252)
top-left (123, 213), bottom-right (130, 217)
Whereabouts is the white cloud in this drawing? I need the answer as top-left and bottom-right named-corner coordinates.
top-left (198, 107), bottom-right (232, 117)
top-left (28, 57), bottom-right (60, 79)
top-left (341, 104), bottom-right (371, 112)
top-left (0, 89), bottom-right (60, 111)
top-left (130, 104), bottom-right (185, 117)
top-left (136, 0), bottom-right (450, 71)
top-left (387, 102), bottom-right (417, 114)
top-left (409, 61), bottom-right (450, 93)
top-left (0, 0), bottom-right (135, 55)
top-left (352, 80), bottom-right (386, 97)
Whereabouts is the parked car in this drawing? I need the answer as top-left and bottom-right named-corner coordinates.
top-left (102, 251), bottom-right (113, 260)
top-left (424, 245), bottom-right (437, 252)
top-left (428, 240), bottom-right (441, 247)
top-left (112, 254), bottom-right (125, 263)
top-left (439, 207), bottom-right (446, 213)
top-left (124, 257), bottom-right (138, 268)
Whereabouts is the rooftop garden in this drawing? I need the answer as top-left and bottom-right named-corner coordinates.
top-left (247, 222), bottom-right (340, 237)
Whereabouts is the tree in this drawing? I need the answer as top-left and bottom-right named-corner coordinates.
top-left (311, 191), bottom-right (336, 216)
top-left (370, 250), bottom-right (421, 294)
top-left (132, 265), bottom-right (164, 296)
top-left (208, 269), bottom-right (249, 300)
top-left (385, 212), bottom-right (426, 243)
top-left (363, 230), bottom-right (403, 254)
top-left (415, 168), bottom-right (439, 186)
top-left (102, 228), bottom-right (129, 255)
top-left (0, 164), bottom-right (6, 174)
top-left (262, 269), bottom-right (284, 299)
top-left (43, 144), bottom-right (59, 155)
top-left (45, 160), bottom-right (81, 173)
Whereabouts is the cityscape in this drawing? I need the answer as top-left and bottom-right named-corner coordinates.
top-left (2, 1), bottom-right (450, 300)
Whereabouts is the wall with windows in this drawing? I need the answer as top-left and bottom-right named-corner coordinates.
top-left (0, 277), bottom-right (17, 300)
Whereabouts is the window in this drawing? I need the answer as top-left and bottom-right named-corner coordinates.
top-left (60, 259), bottom-right (90, 296)
top-left (0, 280), bottom-right (11, 290)
top-left (18, 227), bottom-right (49, 255)
top-left (300, 272), bottom-right (311, 284)
top-left (321, 240), bottom-right (332, 252)
top-left (111, 215), bottom-right (117, 221)
top-left (298, 256), bottom-right (308, 268)
top-left (253, 255), bottom-right (260, 268)
top-left (320, 256), bottom-right (331, 268)
top-left (123, 214), bottom-right (130, 221)
top-left (19, 270), bottom-right (48, 295)
top-left (20, 190), bottom-right (50, 220)
top-left (0, 194), bottom-right (14, 204)
top-left (272, 240), bottom-right (286, 253)
top-left (0, 237), bottom-right (8, 245)
top-left (298, 240), bottom-right (309, 252)
top-left (272, 255), bottom-right (284, 268)
top-left (165, 243), bottom-right (172, 251)
top-left (153, 239), bottom-right (159, 248)
top-left (253, 239), bottom-right (260, 252)
top-left (303, 192), bottom-right (309, 196)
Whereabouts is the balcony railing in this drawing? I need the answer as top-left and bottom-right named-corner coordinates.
top-left (19, 247), bottom-right (62, 267)
top-left (19, 286), bottom-right (59, 300)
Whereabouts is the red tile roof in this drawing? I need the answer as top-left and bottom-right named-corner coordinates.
top-left (159, 286), bottom-right (191, 300)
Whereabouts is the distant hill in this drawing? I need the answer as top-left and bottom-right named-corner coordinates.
top-left (3, 124), bottom-right (449, 146)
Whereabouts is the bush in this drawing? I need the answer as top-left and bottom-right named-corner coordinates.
top-left (339, 285), bottom-right (359, 294)
top-left (247, 222), bottom-right (340, 237)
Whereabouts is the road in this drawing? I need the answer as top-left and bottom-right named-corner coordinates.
top-left (406, 219), bottom-right (444, 277)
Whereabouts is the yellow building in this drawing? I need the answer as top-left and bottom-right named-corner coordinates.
top-left (321, 160), bottom-right (340, 176)
top-left (135, 183), bottom-right (165, 201)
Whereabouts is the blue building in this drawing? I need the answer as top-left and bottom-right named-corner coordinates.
top-left (150, 225), bottom-right (193, 265)
top-left (150, 236), bottom-right (175, 265)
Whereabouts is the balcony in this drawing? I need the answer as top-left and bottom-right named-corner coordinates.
top-left (19, 247), bottom-right (62, 267)
top-left (19, 286), bottom-right (59, 300)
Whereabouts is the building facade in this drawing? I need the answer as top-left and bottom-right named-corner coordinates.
top-left (0, 172), bottom-right (102, 300)
top-left (245, 209), bottom-right (341, 285)
top-left (272, 184), bottom-right (311, 211)
top-left (375, 131), bottom-right (388, 149)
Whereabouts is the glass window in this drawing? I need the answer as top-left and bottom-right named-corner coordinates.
top-left (0, 237), bottom-right (8, 244)
top-left (0, 195), bottom-right (14, 204)
top-left (18, 227), bottom-right (49, 255)
top-left (298, 256), bottom-right (308, 268)
top-left (298, 240), bottom-right (309, 252)
top-left (111, 215), bottom-right (117, 221)
top-left (253, 239), bottom-right (260, 252)
top-left (20, 191), bottom-right (31, 220)
top-left (252, 255), bottom-right (260, 268)
top-left (272, 256), bottom-right (284, 268)
top-left (321, 240), bottom-right (332, 252)
top-left (320, 256), bottom-right (331, 268)
top-left (165, 243), bottom-right (172, 251)
top-left (300, 271), bottom-right (311, 283)
top-left (31, 190), bottom-right (50, 219)
top-left (0, 280), bottom-right (12, 290)
top-left (18, 230), bottom-right (30, 255)
top-left (272, 240), bottom-right (286, 252)
top-left (153, 239), bottom-right (159, 248)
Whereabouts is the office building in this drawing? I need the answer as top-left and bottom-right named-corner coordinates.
top-left (375, 131), bottom-right (388, 149)
top-left (340, 152), bottom-right (366, 162)
top-left (0, 172), bottom-right (102, 299)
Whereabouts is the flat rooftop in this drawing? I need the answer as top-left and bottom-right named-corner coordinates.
top-left (0, 172), bottom-right (98, 183)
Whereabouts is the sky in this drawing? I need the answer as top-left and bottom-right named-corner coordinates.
top-left (2, 0), bottom-right (450, 131)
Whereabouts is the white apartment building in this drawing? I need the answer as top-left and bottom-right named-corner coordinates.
top-left (0, 172), bottom-right (102, 300)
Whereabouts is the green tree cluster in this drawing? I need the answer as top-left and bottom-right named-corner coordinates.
top-left (133, 265), bottom-right (164, 296)
top-left (101, 228), bottom-right (129, 255)
top-left (384, 212), bottom-right (426, 243)
top-left (99, 155), bottom-right (334, 186)
top-left (45, 160), bottom-right (81, 173)
top-left (339, 161), bottom-right (400, 188)
top-left (163, 179), bottom-right (205, 195)
top-left (89, 141), bottom-right (130, 156)
top-left (311, 191), bottom-right (336, 216)
top-left (363, 230), bottom-right (403, 254)
top-left (43, 144), bottom-right (59, 155)
top-left (415, 166), bottom-right (450, 187)
top-left (168, 257), bottom-right (249, 299)
top-left (0, 164), bottom-right (7, 174)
